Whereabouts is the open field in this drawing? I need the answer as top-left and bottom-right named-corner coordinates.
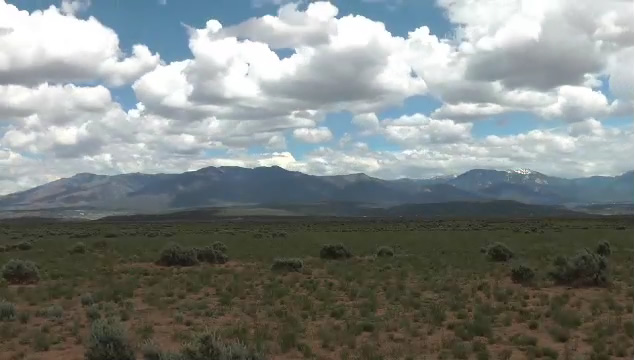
top-left (0, 217), bottom-right (632, 360)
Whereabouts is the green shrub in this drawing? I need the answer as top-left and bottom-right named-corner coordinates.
top-left (359, 320), bottom-right (375, 333)
top-left (451, 341), bottom-right (470, 359)
top-left (547, 325), bottom-right (570, 343)
top-left (376, 246), bottom-right (394, 257)
top-left (0, 300), bottom-right (16, 321)
top-left (484, 242), bottom-right (514, 262)
top-left (595, 241), bottom-right (611, 257)
top-left (271, 258), bottom-right (304, 272)
top-left (45, 305), bottom-right (63, 319)
top-left (17, 241), bottom-right (33, 251)
top-left (93, 240), bottom-right (109, 250)
top-left (528, 320), bottom-right (539, 330)
top-left (320, 244), bottom-right (352, 260)
top-left (510, 265), bottom-right (535, 284)
top-left (466, 312), bottom-right (492, 338)
top-left (157, 243), bottom-right (198, 267)
top-left (211, 241), bottom-right (228, 253)
top-left (1, 259), bottom-right (40, 284)
top-left (85, 320), bottom-right (135, 360)
top-left (68, 242), bottom-right (87, 254)
top-left (142, 340), bottom-right (183, 360)
top-left (81, 293), bottom-right (95, 306)
top-left (86, 304), bottom-right (101, 321)
top-left (540, 346), bottom-right (559, 359)
top-left (33, 330), bottom-right (50, 351)
top-left (548, 250), bottom-right (609, 286)
top-left (195, 247), bottom-right (228, 264)
top-left (180, 331), bottom-right (263, 360)
top-left (510, 334), bottom-right (537, 346)
top-left (18, 311), bottom-right (30, 324)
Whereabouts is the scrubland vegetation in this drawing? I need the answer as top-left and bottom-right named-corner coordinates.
top-left (0, 217), bottom-right (632, 359)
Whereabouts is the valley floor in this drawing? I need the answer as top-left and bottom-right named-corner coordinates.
top-left (0, 217), bottom-right (632, 360)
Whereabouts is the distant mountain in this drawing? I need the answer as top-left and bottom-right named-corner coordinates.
top-left (0, 166), bottom-right (631, 215)
top-left (447, 169), bottom-right (632, 205)
top-left (479, 183), bottom-right (568, 205)
top-left (567, 171), bottom-right (634, 203)
top-left (449, 169), bottom-right (564, 191)
top-left (0, 172), bottom-right (169, 211)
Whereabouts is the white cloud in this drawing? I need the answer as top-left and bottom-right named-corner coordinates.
top-left (0, 119), bottom-right (631, 195)
top-left (219, 2), bottom-right (338, 48)
top-left (305, 120), bottom-right (633, 180)
top-left (0, 1), bottom-right (160, 86)
top-left (437, 0), bottom-right (627, 90)
top-left (60, 0), bottom-right (91, 15)
top-left (407, 0), bottom-right (633, 121)
top-left (606, 47), bottom-right (634, 101)
top-left (381, 113), bottom-right (473, 146)
top-left (537, 86), bottom-right (615, 122)
top-left (351, 113), bottom-right (379, 135)
top-left (292, 127), bottom-right (333, 143)
top-left (431, 103), bottom-right (507, 121)
top-left (0, 83), bottom-right (113, 124)
top-left (134, 2), bottom-right (426, 124)
top-left (567, 118), bottom-right (605, 137)
top-left (0, 0), bottom-right (632, 195)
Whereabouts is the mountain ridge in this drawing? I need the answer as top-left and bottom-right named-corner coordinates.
top-left (0, 167), bottom-right (632, 213)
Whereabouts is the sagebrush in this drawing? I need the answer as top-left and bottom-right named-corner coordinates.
top-left (85, 320), bottom-right (135, 360)
top-left (196, 246), bottom-right (228, 264)
top-left (1, 259), bottom-right (40, 284)
top-left (511, 264), bottom-right (535, 284)
top-left (484, 242), bottom-right (514, 262)
top-left (271, 258), bottom-right (303, 272)
top-left (320, 244), bottom-right (352, 260)
top-left (548, 249), bottom-right (609, 286)
top-left (376, 246), bottom-right (395, 257)
top-left (157, 243), bottom-right (198, 267)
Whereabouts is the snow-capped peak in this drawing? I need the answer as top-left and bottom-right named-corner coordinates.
top-left (507, 168), bottom-right (535, 175)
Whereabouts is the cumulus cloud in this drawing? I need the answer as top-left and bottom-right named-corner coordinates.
top-left (314, 120), bottom-right (633, 180)
top-left (0, 83), bottom-right (113, 124)
top-left (0, 1), bottom-right (160, 86)
top-left (1, 118), bottom-right (632, 195)
top-left (0, 0), bottom-right (632, 194)
top-left (381, 113), bottom-right (473, 146)
top-left (438, 0), bottom-right (631, 91)
top-left (352, 112), bottom-right (381, 136)
top-left (60, 0), bottom-right (91, 15)
top-left (537, 86), bottom-right (616, 122)
top-left (408, 0), bottom-right (633, 121)
top-left (607, 47), bottom-right (634, 101)
top-left (431, 103), bottom-right (507, 121)
top-left (133, 2), bottom-right (426, 125)
top-left (293, 127), bottom-right (333, 143)
top-left (219, 2), bottom-right (338, 48)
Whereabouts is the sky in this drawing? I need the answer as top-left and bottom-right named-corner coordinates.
top-left (0, 0), bottom-right (633, 194)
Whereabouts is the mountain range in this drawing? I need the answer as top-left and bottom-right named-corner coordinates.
top-left (0, 167), bottom-right (632, 217)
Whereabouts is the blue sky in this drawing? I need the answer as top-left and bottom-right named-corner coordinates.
top-left (0, 0), bottom-right (632, 192)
